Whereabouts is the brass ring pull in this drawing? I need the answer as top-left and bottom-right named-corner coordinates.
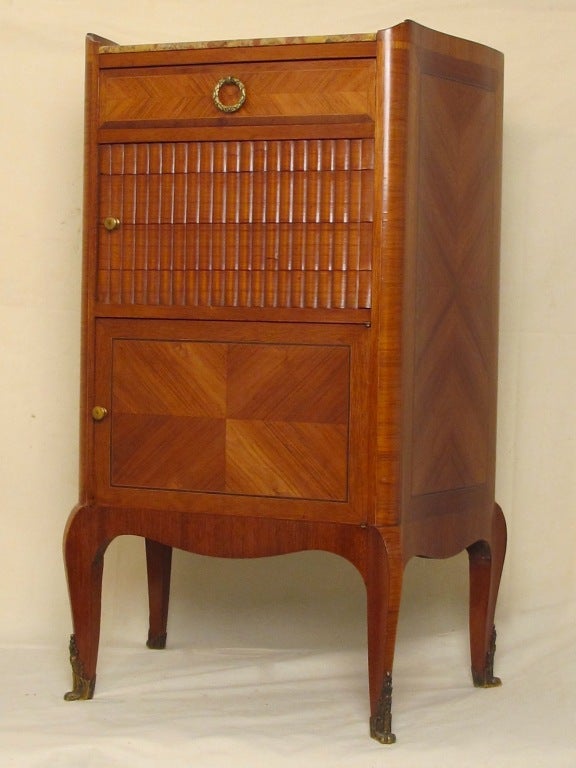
top-left (212, 76), bottom-right (247, 113)
top-left (103, 217), bottom-right (121, 232)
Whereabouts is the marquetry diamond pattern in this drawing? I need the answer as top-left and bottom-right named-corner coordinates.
top-left (411, 76), bottom-right (497, 496)
top-left (110, 339), bottom-right (350, 501)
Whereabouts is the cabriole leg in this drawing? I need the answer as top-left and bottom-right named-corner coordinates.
top-left (467, 504), bottom-right (507, 687)
top-left (63, 505), bottom-right (109, 701)
top-left (366, 528), bottom-right (403, 744)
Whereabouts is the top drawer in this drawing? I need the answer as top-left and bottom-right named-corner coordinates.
top-left (99, 58), bottom-right (376, 128)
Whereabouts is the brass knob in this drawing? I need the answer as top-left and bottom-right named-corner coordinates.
top-left (91, 406), bottom-right (108, 421)
top-left (103, 216), bottom-right (121, 231)
top-left (212, 76), bottom-right (247, 113)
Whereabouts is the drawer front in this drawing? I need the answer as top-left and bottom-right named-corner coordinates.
top-left (99, 58), bottom-right (376, 127)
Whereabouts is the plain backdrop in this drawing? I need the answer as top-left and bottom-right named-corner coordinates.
top-left (0, 1), bottom-right (575, 765)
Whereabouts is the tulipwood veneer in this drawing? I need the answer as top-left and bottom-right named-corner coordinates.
top-left (64, 20), bottom-right (506, 743)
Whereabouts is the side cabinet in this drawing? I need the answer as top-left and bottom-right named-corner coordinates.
top-left (64, 21), bottom-right (506, 743)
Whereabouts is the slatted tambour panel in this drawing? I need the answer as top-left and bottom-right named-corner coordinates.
top-left (97, 138), bottom-right (374, 309)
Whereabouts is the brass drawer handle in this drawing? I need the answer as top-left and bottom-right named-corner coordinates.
top-left (212, 76), bottom-right (247, 113)
top-left (91, 406), bottom-right (108, 421)
top-left (103, 216), bottom-right (121, 231)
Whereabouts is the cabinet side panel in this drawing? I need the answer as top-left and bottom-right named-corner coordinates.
top-left (77, 36), bottom-right (103, 504)
top-left (402, 44), bottom-right (503, 536)
top-left (412, 69), bottom-right (499, 494)
top-left (371, 29), bottom-right (411, 526)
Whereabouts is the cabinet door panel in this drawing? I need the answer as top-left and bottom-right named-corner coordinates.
top-left (95, 322), bottom-right (367, 507)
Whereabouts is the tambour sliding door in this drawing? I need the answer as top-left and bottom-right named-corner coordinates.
top-left (97, 139), bottom-right (374, 309)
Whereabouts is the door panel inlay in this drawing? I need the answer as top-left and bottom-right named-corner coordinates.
top-left (110, 338), bottom-right (350, 500)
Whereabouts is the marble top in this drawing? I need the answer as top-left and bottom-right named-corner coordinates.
top-left (98, 32), bottom-right (378, 54)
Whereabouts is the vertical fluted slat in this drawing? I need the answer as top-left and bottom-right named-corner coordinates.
top-left (98, 145), bottom-right (111, 303)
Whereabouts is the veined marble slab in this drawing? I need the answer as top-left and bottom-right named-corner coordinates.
top-left (98, 32), bottom-right (377, 54)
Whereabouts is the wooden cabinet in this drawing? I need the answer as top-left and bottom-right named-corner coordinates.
top-left (64, 21), bottom-right (506, 743)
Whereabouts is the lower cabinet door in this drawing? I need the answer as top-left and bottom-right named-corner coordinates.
top-left (92, 318), bottom-right (373, 524)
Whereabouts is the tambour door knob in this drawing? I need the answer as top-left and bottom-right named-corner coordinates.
top-left (91, 406), bottom-right (108, 421)
top-left (103, 216), bottom-right (121, 231)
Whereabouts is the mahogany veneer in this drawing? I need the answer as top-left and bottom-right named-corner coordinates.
top-left (64, 20), bottom-right (506, 743)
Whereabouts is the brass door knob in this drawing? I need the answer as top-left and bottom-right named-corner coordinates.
top-left (103, 216), bottom-right (121, 231)
top-left (91, 406), bottom-right (108, 421)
